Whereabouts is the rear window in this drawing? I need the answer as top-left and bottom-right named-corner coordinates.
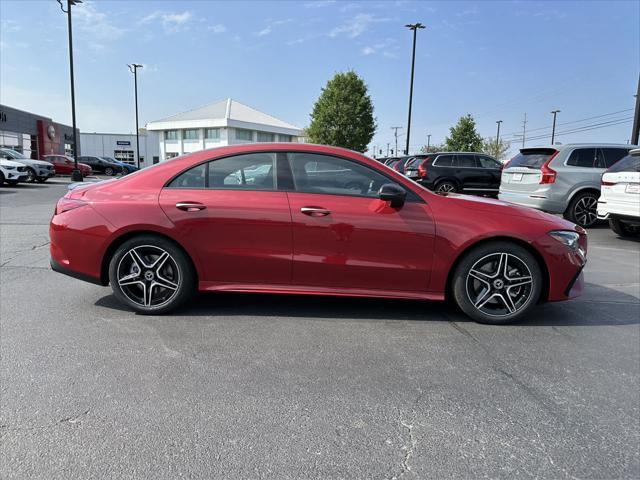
top-left (601, 148), bottom-right (631, 168)
top-left (607, 154), bottom-right (640, 173)
top-left (508, 149), bottom-right (557, 169)
top-left (567, 148), bottom-right (597, 168)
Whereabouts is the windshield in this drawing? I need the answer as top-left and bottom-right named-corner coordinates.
top-left (507, 149), bottom-right (557, 169)
top-left (607, 154), bottom-right (640, 173)
top-left (1, 149), bottom-right (27, 159)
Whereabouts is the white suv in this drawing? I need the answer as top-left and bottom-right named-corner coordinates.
top-left (597, 148), bottom-right (640, 238)
top-left (0, 158), bottom-right (29, 186)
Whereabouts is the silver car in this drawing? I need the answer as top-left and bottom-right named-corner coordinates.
top-left (0, 148), bottom-right (55, 183)
top-left (499, 143), bottom-right (636, 227)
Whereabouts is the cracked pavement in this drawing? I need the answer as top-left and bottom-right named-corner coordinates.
top-left (1, 181), bottom-right (639, 479)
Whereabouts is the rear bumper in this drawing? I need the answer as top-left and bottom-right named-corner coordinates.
top-left (499, 191), bottom-right (566, 214)
top-left (50, 257), bottom-right (103, 285)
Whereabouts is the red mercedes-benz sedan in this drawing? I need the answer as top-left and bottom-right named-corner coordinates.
top-left (49, 143), bottom-right (587, 324)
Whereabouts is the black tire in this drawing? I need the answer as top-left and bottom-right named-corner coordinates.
top-left (122, 168), bottom-right (130, 175)
top-left (104, 167), bottom-right (114, 176)
top-left (6, 180), bottom-right (19, 186)
top-left (435, 180), bottom-right (458, 194)
top-left (609, 217), bottom-right (639, 238)
top-left (25, 167), bottom-right (37, 183)
top-left (564, 191), bottom-right (599, 228)
top-left (35, 176), bottom-right (48, 183)
top-left (108, 235), bottom-right (195, 314)
top-left (0, 171), bottom-right (4, 186)
top-left (452, 241), bottom-right (543, 324)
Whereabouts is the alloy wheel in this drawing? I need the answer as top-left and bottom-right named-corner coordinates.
top-left (26, 168), bottom-right (36, 182)
top-left (105, 167), bottom-right (114, 176)
top-left (116, 245), bottom-right (181, 308)
top-left (436, 182), bottom-right (456, 193)
top-left (465, 252), bottom-right (534, 318)
top-left (574, 196), bottom-right (598, 227)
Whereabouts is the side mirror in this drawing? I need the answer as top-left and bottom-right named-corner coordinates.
top-left (379, 183), bottom-right (407, 208)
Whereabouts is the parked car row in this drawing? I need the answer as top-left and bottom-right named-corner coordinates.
top-left (381, 152), bottom-right (503, 196)
top-left (0, 148), bottom-right (139, 186)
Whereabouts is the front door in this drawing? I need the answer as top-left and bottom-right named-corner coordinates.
top-left (285, 152), bottom-right (435, 293)
top-left (158, 152), bottom-right (292, 285)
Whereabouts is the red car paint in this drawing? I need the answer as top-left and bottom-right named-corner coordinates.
top-left (43, 155), bottom-right (93, 177)
top-left (50, 143), bottom-right (586, 304)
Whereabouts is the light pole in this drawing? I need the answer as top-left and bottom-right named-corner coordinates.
top-left (391, 126), bottom-right (402, 157)
top-left (550, 110), bottom-right (560, 145)
top-left (495, 120), bottom-right (503, 149)
top-left (128, 63), bottom-right (143, 169)
top-left (57, 0), bottom-right (83, 182)
top-left (426, 133), bottom-right (431, 151)
top-left (631, 74), bottom-right (639, 145)
top-left (405, 22), bottom-right (425, 156)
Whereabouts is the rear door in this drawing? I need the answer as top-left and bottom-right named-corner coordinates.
top-left (456, 154), bottom-right (485, 191)
top-left (158, 152), bottom-right (293, 285)
top-left (476, 154), bottom-right (502, 191)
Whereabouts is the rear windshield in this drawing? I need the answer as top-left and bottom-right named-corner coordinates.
top-left (607, 154), bottom-right (640, 173)
top-left (508, 149), bottom-right (557, 169)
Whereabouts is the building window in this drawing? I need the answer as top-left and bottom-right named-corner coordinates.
top-left (257, 131), bottom-right (275, 142)
top-left (278, 134), bottom-right (292, 142)
top-left (165, 130), bottom-right (178, 140)
top-left (235, 129), bottom-right (253, 141)
top-left (205, 128), bottom-right (221, 140)
top-left (183, 129), bottom-right (199, 140)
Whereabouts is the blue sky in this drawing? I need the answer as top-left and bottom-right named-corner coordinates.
top-left (1, 0), bottom-right (638, 155)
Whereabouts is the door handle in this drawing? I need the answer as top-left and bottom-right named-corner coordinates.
top-left (176, 202), bottom-right (206, 212)
top-left (301, 207), bottom-right (331, 217)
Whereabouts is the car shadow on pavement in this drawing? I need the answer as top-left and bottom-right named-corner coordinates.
top-left (94, 283), bottom-right (639, 326)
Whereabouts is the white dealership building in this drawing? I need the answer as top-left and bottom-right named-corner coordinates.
top-left (146, 98), bottom-right (304, 161)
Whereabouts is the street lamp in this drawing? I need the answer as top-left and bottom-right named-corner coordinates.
top-left (495, 120), bottom-right (503, 148)
top-left (551, 110), bottom-right (560, 145)
top-left (128, 63), bottom-right (143, 169)
top-left (404, 22), bottom-right (425, 156)
top-left (57, 0), bottom-right (83, 182)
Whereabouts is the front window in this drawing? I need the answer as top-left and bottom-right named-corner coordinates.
top-left (288, 153), bottom-right (389, 197)
top-left (257, 131), bottom-right (275, 142)
top-left (165, 130), bottom-right (178, 140)
top-left (183, 129), bottom-right (199, 140)
top-left (235, 129), bottom-right (253, 141)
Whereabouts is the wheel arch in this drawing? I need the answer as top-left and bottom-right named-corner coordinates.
top-left (100, 230), bottom-right (199, 286)
top-left (565, 186), bottom-right (600, 210)
top-left (444, 236), bottom-right (550, 304)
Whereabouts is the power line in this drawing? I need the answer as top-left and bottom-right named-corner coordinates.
top-left (514, 118), bottom-right (633, 143)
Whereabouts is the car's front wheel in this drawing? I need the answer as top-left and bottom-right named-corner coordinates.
top-left (609, 217), bottom-right (639, 238)
top-left (104, 167), bottom-right (114, 176)
top-left (36, 176), bottom-right (48, 183)
top-left (108, 235), bottom-right (195, 314)
top-left (26, 168), bottom-right (36, 183)
top-left (452, 241), bottom-right (542, 324)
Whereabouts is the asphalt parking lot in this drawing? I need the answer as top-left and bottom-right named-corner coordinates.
top-left (1, 179), bottom-right (639, 479)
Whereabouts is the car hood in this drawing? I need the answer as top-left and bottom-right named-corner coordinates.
top-left (17, 158), bottom-right (52, 167)
top-left (0, 159), bottom-right (26, 167)
top-left (442, 192), bottom-right (576, 228)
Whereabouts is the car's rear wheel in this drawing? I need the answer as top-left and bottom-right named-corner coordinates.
top-left (108, 235), bottom-right (195, 314)
top-left (26, 167), bottom-right (36, 183)
top-left (452, 241), bottom-right (542, 324)
top-left (565, 191), bottom-right (598, 228)
top-left (36, 176), bottom-right (48, 183)
top-left (435, 180), bottom-right (458, 194)
top-left (104, 167), bottom-right (114, 176)
top-left (609, 217), bottom-right (639, 238)
top-left (0, 171), bottom-right (4, 185)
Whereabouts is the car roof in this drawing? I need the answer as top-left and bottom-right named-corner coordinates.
top-left (522, 143), bottom-right (639, 151)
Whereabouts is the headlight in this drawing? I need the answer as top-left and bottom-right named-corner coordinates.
top-left (5, 166), bottom-right (15, 170)
top-left (548, 230), bottom-right (580, 250)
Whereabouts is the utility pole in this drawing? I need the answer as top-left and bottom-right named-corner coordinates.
top-left (404, 23), bottom-right (425, 156)
top-left (391, 126), bottom-right (402, 157)
top-left (521, 113), bottom-right (527, 148)
top-left (128, 63), bottom-right (143, 169)
top-left (57, 0), bottom-right (83, 182)
top-left (550, 110), bottom-right (561, 145)
top-left (495, 120), bottom-right (502, 149)
top-left (386, 143), bottom-right (390, 157)
top-left (632, 74), bottom-right (640, 145)
top-left (426, 134), bottom-right (431, 151)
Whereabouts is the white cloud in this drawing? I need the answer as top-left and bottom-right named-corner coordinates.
top-left (360, 38), bottom-right (398, 58)
top-left (1, 19), bottom-right (20, 33)
top-left (208, 24), bottom-right (227, 34)
top-left (257, 26), bottom-right (272, 37)
top-left (255, 18), bottom-right (292, 37)
top-left (305, 0), bottom-right (337, 7)
top-left (329, 13), bottom-right (391, 39)
top-left (362, 46), bottom-right (375, 55)
top-left (74, 1), bottom-right (125, 41)
top-left (139, 10), bottom-right (193, 33)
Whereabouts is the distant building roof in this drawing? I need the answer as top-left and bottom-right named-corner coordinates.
top-left (147, 98), bottom-right (302, 135)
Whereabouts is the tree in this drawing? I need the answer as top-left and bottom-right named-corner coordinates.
top-left (482, 137), bottom-right (511, 161)
top-left (307, 71), bottom-right (376, 152)
top-left (419, 143), bottom-right (444, 154)
top-left (444, 114), bottom-right (483, 152)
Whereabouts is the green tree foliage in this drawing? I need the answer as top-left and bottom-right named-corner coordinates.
top-left (444, 114), bottom-right (484, 152)
top-left (307, 71), bottom-right (376, 152)
top-left (482, 137), bottom-right (511, 161)
top-left (419, 143), bottom-right (444, 154)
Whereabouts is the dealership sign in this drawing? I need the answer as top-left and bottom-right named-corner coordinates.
top-left (117, 140), bottom-right (131, 146)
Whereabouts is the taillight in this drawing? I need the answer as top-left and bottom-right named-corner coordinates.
top-left (418, 161), bottom-right (427, 178)
top-left (55, 197), bottom-right (87, 215)
top-left (539, 151), bottom-right (559, 184)
top-left (601, 180), bottom-right (617, 186)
